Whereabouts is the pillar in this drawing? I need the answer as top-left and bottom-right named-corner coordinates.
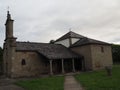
top-left (62, 59), bottom-right (65, 74)
top-left (72, 59), bottom-right (75, 72)
top-left (50, 60), bottom-right (53, 75)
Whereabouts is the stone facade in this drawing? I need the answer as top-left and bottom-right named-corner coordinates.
top-left (3, 11), bottom-right (113, 78)
top-left (71, 44), bottom-right (113, 70)
top-left (3, 11), bottom-right (17, 77)
top-left (3, 39), bottom-right (16, 77)
top-left (71, 45), bottom-right (93, 70)
top-left (3, 50), bottom-right (50, 78)
top-left (90, 45), bottom-right (113, 70)
top-left (11, 51), bottom-right (50, 78)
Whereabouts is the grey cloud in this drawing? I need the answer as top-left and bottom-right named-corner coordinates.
top-left (1, 0), bottom-right (120, 47)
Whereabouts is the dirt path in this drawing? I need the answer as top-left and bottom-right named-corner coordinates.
top-left (64, 75), bottom-right (84, 90)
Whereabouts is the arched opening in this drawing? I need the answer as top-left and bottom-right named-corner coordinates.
top-left (21, 59), bottom-right (26, 65)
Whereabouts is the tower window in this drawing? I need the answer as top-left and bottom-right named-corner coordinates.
top-left (101, 46), bottom-right (104, 53)
top-left (21, 59), bottom-right (26, 65)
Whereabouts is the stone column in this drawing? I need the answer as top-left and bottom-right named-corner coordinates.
top-left (72, 59), bottom-right (75, 72)
top-left (62, 59), bottom-right (65, 74)
top-left (50, 60), bottom-right (53, 75)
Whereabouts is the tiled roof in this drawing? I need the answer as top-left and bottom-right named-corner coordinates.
top-left (55, 31), bottom-right (85, 42)
top-left (71, 38), bottom-right (111, 47)
top-left (16, 42), bottom-right (82, 59)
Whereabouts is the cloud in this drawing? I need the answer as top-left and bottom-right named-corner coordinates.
top-left (0, 0), bottom-right (120, 47)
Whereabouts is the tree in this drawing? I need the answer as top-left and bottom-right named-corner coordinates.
top-left (112, 44), bottom-right (120, 63)
top-left (49, 40), bottom-right (55, 44)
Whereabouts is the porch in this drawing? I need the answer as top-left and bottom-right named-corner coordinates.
top-left (49, 58), bottom-right (85, 75)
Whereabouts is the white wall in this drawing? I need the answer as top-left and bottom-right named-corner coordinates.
top-left (55, 39), bottom-right (70, 47)
top-left (71, 38), bottom-right (79, 44)
top-left (55, 38), bottom-right (80, 47)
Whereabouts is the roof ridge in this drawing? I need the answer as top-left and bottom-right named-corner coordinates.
top-left (16, 41), bottom-right (49, 44)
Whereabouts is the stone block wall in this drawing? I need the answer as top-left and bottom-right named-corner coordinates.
top-left (71, 45), bottom-right (93, 70)
top-left (11, 51), bottom-right (50, 78)
top-left (90, 45), bottom-right (113, 70)
top-left (71, 44), bottom-right (113, 71)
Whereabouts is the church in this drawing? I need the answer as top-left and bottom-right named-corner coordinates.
top-left (3, 11), bottom-right (113, 78)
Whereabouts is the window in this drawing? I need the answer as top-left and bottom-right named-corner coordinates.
top-left (21, 59), bottom-right (26, 65)
top-left (101, 46), bottom-right (104, 53)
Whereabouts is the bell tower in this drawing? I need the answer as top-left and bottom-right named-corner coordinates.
top-left (5, 11), bottom-right (14, 39)
top-left (3, 11), bottom-right (17, 77)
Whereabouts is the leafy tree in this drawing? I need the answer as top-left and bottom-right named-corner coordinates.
top-left (49, 40), bottom-right (55, 44)
top-left (112, 44), bottom-right (120, 63)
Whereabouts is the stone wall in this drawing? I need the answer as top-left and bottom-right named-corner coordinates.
top-left (90, 45), bottom-right (113, 70)
top-left (71, 44), bottom-right (113, 71)
top-left (3, 40), bottom-right (16, 77)
top-left (71, 45), bottom-right (93, 70)
top-left (11, 51), bottom-right (50, 78)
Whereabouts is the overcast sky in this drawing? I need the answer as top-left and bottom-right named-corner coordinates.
top-left (0, 0), bottom-right (120, 47)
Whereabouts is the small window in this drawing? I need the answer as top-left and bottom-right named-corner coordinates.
top-left (21, 59), bottom-right (26, 65)
top-left (101, 46), bottom-right (104, 53)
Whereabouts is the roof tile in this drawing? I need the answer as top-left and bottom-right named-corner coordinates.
top-left (16, 42), bottom-right (82, 59)
top-left (71, 38), bottom-right (110, 47)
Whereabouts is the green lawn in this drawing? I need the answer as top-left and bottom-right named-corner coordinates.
top-left (75, 65), bottom-right (120, 90)
top-left (16, 76), bottom-right (64, 90)
top-left (16, 65), bottom-right (120, 90)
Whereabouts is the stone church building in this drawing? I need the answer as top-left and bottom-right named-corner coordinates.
top-left (3, 12), bottom-right (113, 78)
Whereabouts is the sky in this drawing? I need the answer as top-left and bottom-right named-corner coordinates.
top-left (0, 0), bottom-right (120, 47)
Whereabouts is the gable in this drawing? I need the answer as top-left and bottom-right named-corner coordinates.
top-left (55, 31), bottom-right (85, 42)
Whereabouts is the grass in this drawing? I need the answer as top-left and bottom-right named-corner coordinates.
top-left (16, 65), bottom-right (120, 90)
top-left (75, 65), bottom-right (120, 90)
top-left (16, 76), bottom-right (64, 90)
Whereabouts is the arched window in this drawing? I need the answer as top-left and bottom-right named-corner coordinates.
top-left (21, 59), bottom-right (26, 65)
